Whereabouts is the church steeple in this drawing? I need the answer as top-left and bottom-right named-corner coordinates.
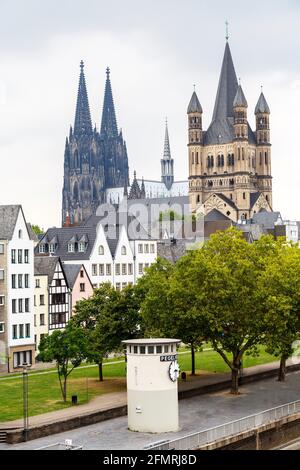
top-left (212, 42), bottom-right (238, 121)
top-left (161, 119), bottom-right (174, 190)
top-left (233, 82), bottom-right (248, 140)
top-left (100, 67), bottom-right (118, 139)
top-left (74, 61), bottom-right (92, 136)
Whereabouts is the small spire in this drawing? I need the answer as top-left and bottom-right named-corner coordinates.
top-left (106, 67), bottom-right (110, 78)
top-left (225, 20), bottom-right (229, 41)
top-left (193, 84), bottom-right (196, 92)
top-left (80, 60), bottom-right (84, 71)
top-left (163, 119), bottom-right (171, 160)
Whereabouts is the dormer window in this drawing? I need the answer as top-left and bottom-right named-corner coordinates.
top-left (98, 245), bottom-right (104, 255)
top-left (39, 244), bottom-right (46, 254)
top-left (121, 246), bottom-right (127, 255)
top-left (49, 244), bottom-right (55, 254)
top-left (68, 243), bottom-right (75, 253)
top-left (78, 242), bottom-right (86, 253)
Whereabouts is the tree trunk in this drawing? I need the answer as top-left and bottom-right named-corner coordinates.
top-left (278, 355), bottom-right (287, 382)
top-left (98, 361), bottom-right (103, 382)
top-left (191, 345), bottom-right (196, 376)
top-left (61, 378), bottom-right (67, 402)
top-left (231, 367), bottom-right (239, 394)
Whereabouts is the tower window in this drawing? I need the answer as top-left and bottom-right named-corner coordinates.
top-left (265, 152), bottom-right (268, 164)
top-left (196, 152), bottom-right (199, 164)
top-left (243, 192), bottom-right (246, 200)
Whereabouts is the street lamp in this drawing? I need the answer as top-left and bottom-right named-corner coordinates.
top-left (22, 363), bottom-right (30, 441)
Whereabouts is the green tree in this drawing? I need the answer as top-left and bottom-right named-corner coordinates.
top-left (31, 224), bottom-right (43, 235)
top-left (39, 324), bottom-right (88, 402)
top-left (72, 283), bottom-right (141, 381)
top-left (261, 241), bottom-right (300, 381)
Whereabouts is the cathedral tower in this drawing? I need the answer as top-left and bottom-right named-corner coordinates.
top-left (62, 61), bottom-right (104, 226)
top-left (188, 39), bottom-right (273, 221)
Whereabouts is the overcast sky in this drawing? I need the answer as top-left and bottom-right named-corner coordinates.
top-left (0, 0), bottom-right (300, 229)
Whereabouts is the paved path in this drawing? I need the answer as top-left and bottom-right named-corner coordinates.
top-left (0, 359), bottom-right (299, 430)
top-left (1, 369), bottom-right (300, 450)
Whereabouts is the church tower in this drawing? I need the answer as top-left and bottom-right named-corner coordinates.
top-left (161, 120), bottom-right (174, 190)
top-left (188, 37), bottom-right (273, 222)
top-left (62, 61), bottom-right (104, 226)
top-left (100, 68), bottom-right (129, 190)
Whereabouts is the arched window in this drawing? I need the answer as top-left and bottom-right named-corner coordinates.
top-left (265, 152), bottom-right (268, 165)
top-left (217, 155), bottom-right (221, 167)
top-left (18, 230), bottom-right (22, 239)
top-left (260, 152), bottom-right (262, 165)
top-left (196, 152), bottom-right (199, 164)
top-left (238, 148), bottom-right (241, 160)
top-left (192, 152), bottom-right (195, 164)
top-left (242, 148), bottom-right (245, 160)
top-left (197, 195), bottom-right (200, 203)
top-left (211, 156), bottom-right (214, 168)
top-left (121, 246), bottom-right (127, 255)
top-left (221, 155), bottom-right (224, 167)
top-left (243, 192), bottom-right (246, 200)
top-left (98, 245), bottom-right (104, 255)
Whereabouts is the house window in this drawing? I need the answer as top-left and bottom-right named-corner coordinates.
top-left (78, 242), bottom-right (85, 253)
top-left (140, 346), bottom-right (145, 354)
top-left (25, 298), bottom-right (29, 312)
top-left (40, 295), bottom-right (45, 306)
top-left (39, 244), bottom-right (45, 254)
top-left (12, 325), bottom-right (17, 339)
top-left (144, 244), bottom-right (149, 254)
top-left (11, 249), bottom-right (16, 264)
top-left (145, 263), bottom-right (149, 269)
top-left (40, 314), bottom-right (45, 326)
top-left (0, 244), bottom-right (4, 254)
top-left (19, 324), bottom-right (24, 339)
top-left (122, 264), bottom-right (127, 275)
top-left (148, 346), bottom-right (154, 354)
top-left (138, 263), bottom-right (143, 275)
top-left (67, 243), bottom-right (74, 253)
top-left (0, 270), bottom-right (4, 281)
top-left (0, 322), bottom-right (4, 333)
top-left (35, 279), bottom-right (40, 288)
top-left (24, 250), bottom-right (29, 263)
top-left (0, 296), bottom-right (5, 306)
top-left (80, 283), bottom-right (85, 292)
top-left (115, 264), bottom-right (120, 276)
top-left (92, 264), bottom-right (97, 276)
top-left (12, 299), bottom-right (16, 312)
top-left (121, 246), bottom-right (126, 255)
top-left (18, 274), bottom-right (23, 288)
top-left (98, 245), bottom-right (104, 255)
top-left (106, 264), bottom-right (111, 276)
top-left (80, 270), bottom-right (84, 278)
top-left (34, 315), bottom-right (36, 327)
top-left (49, 244), bottom-right (55, 254)
top-left (18, 299), bottom-right (23, 312)
top-left (25, 274), bottom-right (29, 288)
top-left (138, 244), bottom-right (143, 253)
top-left (18, 250), bottom-right (22, 263)
top-left (122, 282), bottom-right (127, 289)
top-left (128, 264), bottom-right (133, 275)
top-left (55, 279), bottom-right (62, 287)
top-left (99, 264), bottom-right (104, 276)
top-left (156, 345), bottom-right (162, 354)
top-left (150, 244), bottom-right (155, 253)
top-left (25, 324), bottom-right (30, 338)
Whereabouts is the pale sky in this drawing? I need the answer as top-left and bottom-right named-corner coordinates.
top-left (0, 0), bottom-right (300, 229)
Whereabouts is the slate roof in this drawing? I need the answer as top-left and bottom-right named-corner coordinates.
top-left (157, 240), bottom-right (188, 264)
top-left (250, 192), bottom-right (262, 209)
top-left (0, 205), bottom-right (21, 240)
top-left (255, 92), bottom-right (270, 114)
top-left (233, 85), bottom-right (248, 108)
top-left (204, 42), bottom-right (256, 146)
top-left (34, 256), bottom-right (59, 282)
top-left (63, 264), bottom-right (81, 289)
top-left (187, 91), bottom-right (203, 114)
top-left (251, 211), bottom-right (282, 230)
top-left (204, 209), bottom-right (232, 222)
top-left (215, 193), bottom-right (238, 210)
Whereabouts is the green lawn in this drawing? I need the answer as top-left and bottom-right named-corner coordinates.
top-left (0, 347), bottom-right (277, 422)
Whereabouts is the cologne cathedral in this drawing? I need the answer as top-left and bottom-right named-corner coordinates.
top-left (62, 63), bottom-right (129, 226)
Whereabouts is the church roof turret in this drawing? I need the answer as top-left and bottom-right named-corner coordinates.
top-left (100, 67), bottom-right (118, 139)
top-left (233, 84), bottom-right (248, 108)
top-left (187, 90), bottom-right (203, 114)
top-left (255, 91), bottom-right (270, 114)
top-left (163, 120), bottom-right (172, 160)
top-left (74, 61), bottom-right (93, 136)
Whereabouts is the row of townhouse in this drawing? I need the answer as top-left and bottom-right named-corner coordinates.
top-left (0, 206), bottom-right (158, 372)
top-left (36, 214), bottom-right (158, 290)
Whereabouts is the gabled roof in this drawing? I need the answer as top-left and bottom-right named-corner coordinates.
top-left (204, 209), bottom-right (232, 222)
top-left (250, 192), bottom-right (261, 209)
top-left (252, 211), bottom-right (282, 230)
top-left (214, 193), bottom-right (238, 210)
top-left (187, 91), bottom-right (203, 114)
top-left (62, 264), bottom-right (82, 289)
top-left (0, 205), bottom-right (21, 240)
top-left (255, 92), bottom-right (270, 114)
top-left (34, 256), bottom-right (59, 282)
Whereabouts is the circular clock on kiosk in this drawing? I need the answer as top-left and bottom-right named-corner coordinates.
top-left (169, 360), bottom-right (180, 382)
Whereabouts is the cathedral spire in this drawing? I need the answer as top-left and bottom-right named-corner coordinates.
top-left (74, 61), bottom-right (93, 136)
top-left (212, 42), bottom-right (238, 121)
top-left (163, 119), bottom-right (171, 160)
top-left (100, 67), bottom-right (118, 139)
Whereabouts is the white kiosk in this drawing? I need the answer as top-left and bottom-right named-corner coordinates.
top-left (122, 338), bottom-right (181, 433)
